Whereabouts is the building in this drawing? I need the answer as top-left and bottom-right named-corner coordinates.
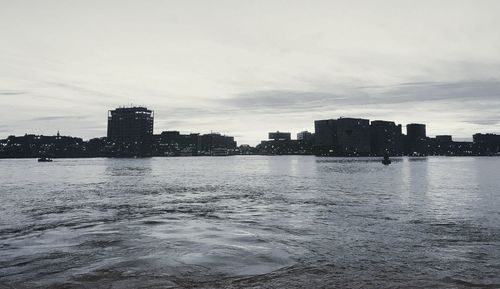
top-left (0, 133), bottom-right (85, 158)
top-left (427, 135), bottom-right (475, 156)
top-left (473, 133), bottom-right (500, 155)
top-left (336, 118), bottom-right (371, 156)
top-left (107, 106), bottom-right (154, 156)
top-left (153, 131), bottom-right (200, 156)
top-left (313, 119), bottom-right (337, 155)
top-left (436, 135), bottom-right (452, 143)
top-left (297, 131), bottom-right (314, 141)
top-left (152, 131), bottom-right (237, 156)
top-left (313, 118), bottom-right (370, 156)
top-left (407, 123), bottom-right (426, 140)
top-left (406, 123), bottom-right (427, 155)
top-left (268, 131), bottom-right (291, 141)
top-left (370, 120), bottom-right (402, 156)
top-left (256, 138), bottom-right (313, 155)
top-left (199, 133), bottom-right (237, 155)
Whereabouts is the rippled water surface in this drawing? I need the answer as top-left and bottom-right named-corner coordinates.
top-left (1, 156), bottom-right (500, 288)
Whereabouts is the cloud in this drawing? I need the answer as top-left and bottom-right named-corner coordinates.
top-left (0, 90), bottom-right (26, 96)
top-left (463, 118), bottom-right (500, 126)
top-left (46, 82), bottom-right (119, 100)
top-left (222, 80), bottom-right (500, 113)
top-left (29, 116), bottom-right (88, 121)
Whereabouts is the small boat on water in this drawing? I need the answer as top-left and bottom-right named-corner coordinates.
top-left (38, 157), bottom-right (53, 162)
top-left (382, 154), bottom-right (391, 165)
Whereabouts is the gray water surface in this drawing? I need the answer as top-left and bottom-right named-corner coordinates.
top-left (1, 156), bottom-right (499, 288)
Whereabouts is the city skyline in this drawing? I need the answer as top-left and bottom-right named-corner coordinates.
top-left (1, 0), bottom-right (500, 145)
top-left (0, 105), bottom-right (495, 145)
top-left (3, 105), bottom-right (500, 158)
top-left (0, 104), bottom-right (498, 145)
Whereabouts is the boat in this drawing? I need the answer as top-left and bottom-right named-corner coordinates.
top-left (382, 154), bottom-right (391, 165)
top-left (38, 157), bottom-right (53, 162)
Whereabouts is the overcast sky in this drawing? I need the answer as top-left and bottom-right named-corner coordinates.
top-left (1, 0), bottom-right (499, 145)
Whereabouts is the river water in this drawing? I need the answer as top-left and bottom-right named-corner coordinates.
top-left (1, 156), bottom-right (499, 288)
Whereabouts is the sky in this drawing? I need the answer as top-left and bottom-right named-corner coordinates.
top-left (1, 0), bottom-right (500, 145)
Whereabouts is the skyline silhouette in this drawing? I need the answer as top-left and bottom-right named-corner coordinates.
top-left (1, 105), bottom-right (499, 158)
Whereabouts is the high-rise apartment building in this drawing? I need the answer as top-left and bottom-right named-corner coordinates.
top-left (107, 106), bottom-right (154, 156)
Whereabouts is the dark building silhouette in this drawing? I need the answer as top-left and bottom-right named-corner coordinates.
top-left (199, 133), bottom-right (237, 155)
top-left (314, 119), bottom-right (338, 155)
top-left (336, 118), bottom-right (371, 156)
top-left (269, 131), bottom-right (291, 141)
top-left (152, 131), bottom-right (236, 156)
top-left (313, 118), bottom-right (370, 156)
top-left (0, 132), bottom-right (85, 158)
top-left (473, 133), bottom-right (500, 155)
top-left (427, 135), bottom-right (474, 156)
top-left (153, 131), bottom-right (200, 156)
top-left (256, 140), bottom-right (313, 155)
top-left (370, 120), bottom-right (402, 156)
top-left (107, 106), bottom-right (154, 156)
top-left (407, 123), bottom-right (426, 140)
top-left (256, 136), bottom-right (313, 155)
top-left (436, 135), bottom-right (452, 143)
top-left (406, 123), bottom-right (427, 155)
top-left (2, 106), bottom-right (500, 158)
top-left (297, 131), bottom-right (314, 141)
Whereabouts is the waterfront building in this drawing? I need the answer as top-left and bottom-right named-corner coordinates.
top-left (473, 133), bottom-right (500, 155)
top-left (152, 131), bottom-right (236, 156)
top-left (427, 135), bottom-right (475, 156)
top-left (153, 131), bottom-right (200, 156)
top-left (199, 133), bottom-right (237, 155)
top-left (313, 118), bottom-right (370, 156)
top-left (370, 120), bottom-right (402, 156)
top-left (256, 139), bottom-right (313, 155)
top-left (0, 133), bottom-right (84, 158)
top-left (336, 118), bottom-right (371, 156)
top-left (406, 123), bottom-right (427, 155)
top-left (107, 106), bottom-right (154, 156)
top-left (313, 119), bottom-right (337, 155)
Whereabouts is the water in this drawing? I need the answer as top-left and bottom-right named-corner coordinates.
top-left (1, 156), bottom-right (499, 288)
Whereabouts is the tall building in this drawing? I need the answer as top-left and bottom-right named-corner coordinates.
top-left (107, 106), bottom-right (154, 156)
top-left (473, 133), bottom-right (500, 155)
top-left (314, 118), bottom-right (370, 156)
top-left (407, 123), bottom-right (426, 140)
top-left (336, 118), bottom-right (371, 156)
top-left (370, 120), bottom-right (402, 156)
top-left (406, 123), bottom-right (427, 155)
top-left (314, 119), bottom-right (337, 155)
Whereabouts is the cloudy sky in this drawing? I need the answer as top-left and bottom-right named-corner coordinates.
top-left (1, 0), bottom-right (499, 145)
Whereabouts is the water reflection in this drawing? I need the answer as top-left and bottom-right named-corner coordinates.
top-left (0, 156), bottom-right (499, 288)
top-left (104, 158), bottom-right (153, 177)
